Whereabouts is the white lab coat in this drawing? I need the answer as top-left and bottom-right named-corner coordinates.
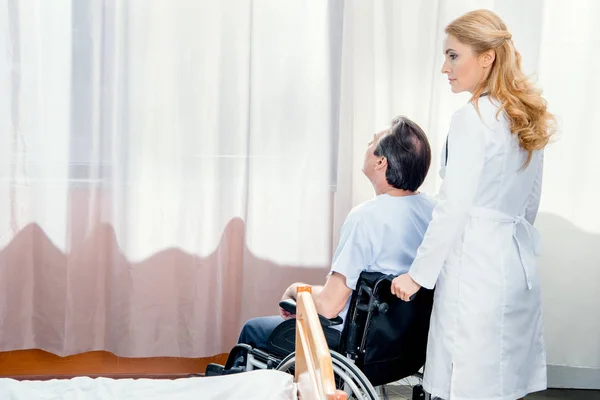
top-left (409, 98), bottom-right (547, 400)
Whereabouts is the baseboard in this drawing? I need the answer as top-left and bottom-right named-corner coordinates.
top-left (0, 350), bottom-right (228, 377)
top-left (548, 365), bottom-right (600, 390)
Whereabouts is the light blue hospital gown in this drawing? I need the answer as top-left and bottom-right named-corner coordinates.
top-left (329, 193), bottom-right (436, 330)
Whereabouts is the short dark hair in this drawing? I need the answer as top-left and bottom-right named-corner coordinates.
top-left (374, 116), bottom-right (431, 191)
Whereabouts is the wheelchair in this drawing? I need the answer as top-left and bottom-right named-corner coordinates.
top-left (207, 271), bottom-right (434, 400)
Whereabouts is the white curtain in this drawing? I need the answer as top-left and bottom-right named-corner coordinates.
top-left (337, 0), bottom-right (600, 389)
top-left (0, 0), bottom-right (334, 358)
top-left (1, 0), bottom-right (598, 389)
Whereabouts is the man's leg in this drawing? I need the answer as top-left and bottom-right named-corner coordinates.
top-left (237, 315), bottom-right (284, 350)
top-left (223, 315), bottom-right (285, 372)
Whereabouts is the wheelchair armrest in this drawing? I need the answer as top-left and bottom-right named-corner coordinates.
top-left (279, 299), bottom-right (343, 327)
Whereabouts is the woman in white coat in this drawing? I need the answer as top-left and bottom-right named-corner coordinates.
top-left (391, 10), bottom-right (556, 400)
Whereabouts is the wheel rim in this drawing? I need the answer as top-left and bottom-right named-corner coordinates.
top-left (329, 351), bottom-right (378, 400)
top-left (276, 351), bottom-right (378, 400)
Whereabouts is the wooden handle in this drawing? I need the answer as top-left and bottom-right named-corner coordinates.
top-left (295, 286), bottom-right (345, 400)
top-left (297, 285), bottom-right (312, 294)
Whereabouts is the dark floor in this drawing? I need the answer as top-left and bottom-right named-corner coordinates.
top-left (528, 389), bottom-right (600, 400)
top-left (385, 385), bottom-right (600, 399)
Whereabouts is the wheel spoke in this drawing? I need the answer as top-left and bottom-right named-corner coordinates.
top-left (276, 351), bottom-right (379, 400)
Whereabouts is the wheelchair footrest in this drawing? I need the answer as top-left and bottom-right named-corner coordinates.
top-left (222, 366), bottom-right (246, 375)
top-left (205, 363), bottom-right (225, 376)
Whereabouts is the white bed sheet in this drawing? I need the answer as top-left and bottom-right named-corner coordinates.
top-left (0, 369), bottom-right (297, 400)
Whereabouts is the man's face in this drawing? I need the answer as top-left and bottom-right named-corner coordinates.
top-left (362, 129), bottom-right (388, 178)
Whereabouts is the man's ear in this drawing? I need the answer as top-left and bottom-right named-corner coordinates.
top-left (375, 157), bottom-right (387, 171)
top-left (480, 49), bottom-right (495, 68)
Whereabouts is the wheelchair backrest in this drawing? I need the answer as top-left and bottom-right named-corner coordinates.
top-left (340, 271), bottom-right (434, 387)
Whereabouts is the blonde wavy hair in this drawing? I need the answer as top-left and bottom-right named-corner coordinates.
top-left (446, 9), bottom-right (555, 166)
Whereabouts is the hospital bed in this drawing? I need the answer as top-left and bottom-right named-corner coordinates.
top-left (0, 286), bottom-right (346, 400)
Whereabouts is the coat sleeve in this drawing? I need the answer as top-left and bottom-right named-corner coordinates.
top-left (408, 104), bottom-right (487, 289)
top-left (525, 152), bottom-right (544, 225)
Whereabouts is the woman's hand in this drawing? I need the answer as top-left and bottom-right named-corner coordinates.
top-left (391, 273), bottom-right (421, 302)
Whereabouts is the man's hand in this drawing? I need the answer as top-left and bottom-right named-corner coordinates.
top-left (279, 308), bottom-right (295, 320)
top-left (391, 273), bottom-right (421, 302)
top-left (279, 284), bottom-right (297, 320)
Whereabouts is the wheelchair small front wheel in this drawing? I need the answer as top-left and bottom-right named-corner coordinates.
top-left (276, 350), bottom-right (379, 400)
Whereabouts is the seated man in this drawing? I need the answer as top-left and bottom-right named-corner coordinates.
top-left (238, 115), bottom-right (435, 351)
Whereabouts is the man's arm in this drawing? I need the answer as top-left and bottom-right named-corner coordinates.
top-left (282, 272), bottom-right (352, 319)
top-left (281, 210), bottom-right (371, 319)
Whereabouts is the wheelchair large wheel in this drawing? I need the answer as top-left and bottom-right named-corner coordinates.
top-left (276, 350), bottom-right (379, 400)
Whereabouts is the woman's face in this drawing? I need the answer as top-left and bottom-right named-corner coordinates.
top-left (441, 34), bottom-right (491, 94)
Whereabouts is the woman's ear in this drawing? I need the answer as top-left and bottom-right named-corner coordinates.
top-left (480, 49), bottom-right (495, 68)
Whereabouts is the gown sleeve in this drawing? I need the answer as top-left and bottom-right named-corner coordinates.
top-left (329, 212), bottom-right (374, 290)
